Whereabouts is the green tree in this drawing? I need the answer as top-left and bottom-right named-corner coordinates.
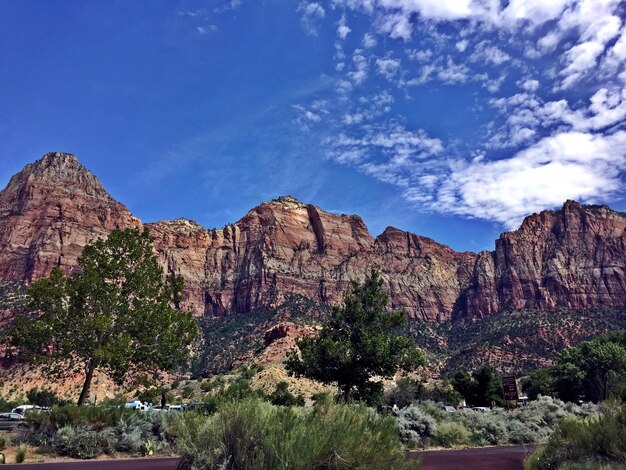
top-left (26, 388), bottom-right (65, 408)
top-left (5, 228), bottom-right (199, 406)
top-left (451, 365), bottom-right (503, 406)
top-left (521, 367), bottom-right (555, 400)
top-left (553, 337), bottom-right (626, 402)
top-left (285, 268), bottom-right (424, 404)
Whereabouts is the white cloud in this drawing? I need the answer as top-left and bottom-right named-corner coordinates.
top-left (518, 78), bottom-right (539, 92)
top-left (378, 0), bottom-right (475, 21)
top-left (337, 15), bottom-right (352, 39)
top-left (376, 57), bottom-right (401, 79)
top-left (197, 25), bottom-right (218, 34)
top-left (432, 131), bottom-right (626, 228)
top-left (292, 101), bottom-right (329, 130)
top-left (362, 33), bottom-right (377, 48)
top-left (347, 51), bottom-right (369, 85)
top-left (455, 39), bottom-right (469, 52)
top-left (298, 2), bottom-right (326, 36)
top-left (326, 123), bottom-right (445, 180)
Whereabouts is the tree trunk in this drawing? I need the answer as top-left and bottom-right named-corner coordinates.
top-left (341, 385), bottom-right (351, 404)
top-left (77, 360), bottom-right (97, 406)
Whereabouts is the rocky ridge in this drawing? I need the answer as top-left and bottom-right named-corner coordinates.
top-left (1, 153), bottom-right (626, 322)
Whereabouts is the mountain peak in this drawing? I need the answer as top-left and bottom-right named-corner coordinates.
top-left (27, 152), bottom-right (88, 179)
top-left (2, 152), bottom-right (114, 203)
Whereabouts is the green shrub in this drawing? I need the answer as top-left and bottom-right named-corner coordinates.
top-left (114, 413), bottom-right (155, 453)
top-left (0, 435), bottom-right (5, 451)
top-left (451, 410), bottom-right (508, 446)
top-left (199, 380), bottom-right (213, 393)
top-left (15, 444), bottom-right (26, 463)
top-left (435, 422), bottom-right (471, 447)
top-left (171, 398), bottom-right (418, 469)
top-left (52, 426), bottom-right (111, 459)
top-left (268, 382), bottom-right (305, 407)
top-left (525, 401), bottom-right (626, 470)
top-left (397, 405), bottom-right (438, 447)
top-left (32, 405), bottom-right (129, 430)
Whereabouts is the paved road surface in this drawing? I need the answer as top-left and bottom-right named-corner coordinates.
top-left (410, 445), bottom-right (536, 470)
top-left (3, 457), bottom-right (180, 469)
top-left (4, 446), bottom-right (535, 469)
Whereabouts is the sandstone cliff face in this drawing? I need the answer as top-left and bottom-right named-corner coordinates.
top-left (462, 201), bottom-right (626, 318)
top-left (149, 196), bottom-right (476, 321)
top-left (2, 153), bottom-right (626, 323)
top-left (0, 152), bottom-right (140, 281)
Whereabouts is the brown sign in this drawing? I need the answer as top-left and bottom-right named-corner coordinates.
top-left (502, 376), bottom-right (519, 401)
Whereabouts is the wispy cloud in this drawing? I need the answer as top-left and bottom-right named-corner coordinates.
top-left (290, 0), bottom-right (626, 228)
top-left (298, 2), bottom-right (326, 36)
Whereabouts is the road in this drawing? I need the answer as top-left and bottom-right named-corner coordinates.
top-left (410, 445), bottom-right (536, 470)
top-left (3, 446), bottom-right (536, 469)
top-left (3, 457), bottom-right (180, 469)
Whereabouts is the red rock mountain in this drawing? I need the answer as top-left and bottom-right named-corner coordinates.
top-left (2, 152), bottom-right (626, 322)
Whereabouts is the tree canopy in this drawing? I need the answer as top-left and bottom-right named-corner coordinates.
top-left (285, 268), bottom-right (424, 404)
top-left (451, 365), bottom-right (504, 407)
top-left (521, 331), bottom-right (626, 403)
top-left (5, 228), bottom-right (199, 405)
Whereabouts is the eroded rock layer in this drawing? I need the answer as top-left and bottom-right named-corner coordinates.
top-left (2, 153), bottom-right (626, 322)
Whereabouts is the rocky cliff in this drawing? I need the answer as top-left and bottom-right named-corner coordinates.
top-left (2, 153), bottom-right (626, 322)
top-left (0, 153), bottom-right (140, 281)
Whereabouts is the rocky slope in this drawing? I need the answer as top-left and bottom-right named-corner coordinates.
top-left (1, 153), bottom-right (626, 323)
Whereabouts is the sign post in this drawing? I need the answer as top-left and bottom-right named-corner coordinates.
top-left (502, 376), bottom-right (519, 410)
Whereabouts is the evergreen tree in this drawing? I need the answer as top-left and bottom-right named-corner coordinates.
top-left (286, 268), bottom-right (424, 404)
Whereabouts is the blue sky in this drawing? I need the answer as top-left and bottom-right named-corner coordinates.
top-left (1, 0), bottom-right (626, 252)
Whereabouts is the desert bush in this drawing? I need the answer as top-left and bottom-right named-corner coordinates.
top-left (419, 400), bottom-right (446, 422)
top-left (268, 382), bottom-right (305, 407)
top-left (0, 435), bottom-right (5, 451)
top-left (114, 413), bottom-right (153, 453)
top-left (52, 426), bottom-right (112, 459)
top-left (451, 410), bottom-right (508, 446)
top-left (182, 386), bottom-right (194, 399)
top-left (525, 401), bottom-right (626, 470)
top-left (171, 398), bottom-right (418, 469)
top-left (32, 405), bottom-right (129, 430)
top-left (397, 405), bottom-right (437, 447)
top-left (15, 444), bottom-right (26, 463)
top-left (435, 421), bottom-right (471, 447)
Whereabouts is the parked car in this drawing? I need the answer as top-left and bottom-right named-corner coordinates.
top-left (441, 405), bottom-right (457, 413)
top-left (471, 407), bottom-right (490, 412)
top-left (11, 405), bottom-right (46, 416)
top-left (0, 412), bottom-right (26, 431)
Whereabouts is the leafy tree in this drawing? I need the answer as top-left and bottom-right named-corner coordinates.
top-left (386, 377), bottom-right (424, 408)
top-left (451, 371), bottom-right (474, 403)
top-left (5, 228), bottom-right (199, 406)
top-left (553, 336), bottom-right (626, 402)
top-left (521, 367), bottom-right (555, 400)
top-left (451, 365), bottom-right (503, 406)
top-left (26, 388), bottom-right (65, 408)
top-left (285, 268), bottom-right (424, 404)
